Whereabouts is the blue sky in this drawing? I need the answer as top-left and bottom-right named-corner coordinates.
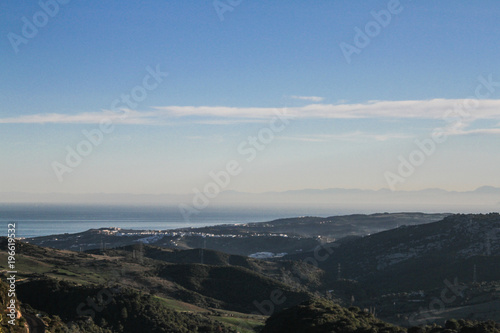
top-left (1, 0), bottom-right (500, 197)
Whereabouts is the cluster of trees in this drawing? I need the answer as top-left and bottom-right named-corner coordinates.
top-left (261, 299), bottom-right (403, 333)
top-left (409, 319), bottom-right (500, 333)
top-left (16, 278), bottom-right (237, 333)
top-left (261, 299), bottom-right (500, 333)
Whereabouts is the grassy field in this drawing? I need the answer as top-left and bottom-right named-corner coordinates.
top-left (154, 295), bottom-right (208, 312)
top-left (154, 294), bottom-right (267, 332)
top-left (209, 315), bottom-right (265, 333)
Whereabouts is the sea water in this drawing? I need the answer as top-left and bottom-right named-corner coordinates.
top-left (0, 203), bottom-right (318, 238)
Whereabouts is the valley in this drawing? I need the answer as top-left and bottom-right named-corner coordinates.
top-left (1, 212), bottom-right (499, 332)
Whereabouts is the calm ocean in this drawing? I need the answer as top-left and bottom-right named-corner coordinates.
top-left (0, 204), bottom-right (325, 238)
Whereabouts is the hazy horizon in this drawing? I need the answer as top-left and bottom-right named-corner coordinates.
top-left (1, 186), bottom-right (499, 216)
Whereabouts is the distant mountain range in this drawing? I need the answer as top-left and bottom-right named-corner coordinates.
top-left (2, 186), bottom-right (500, 213)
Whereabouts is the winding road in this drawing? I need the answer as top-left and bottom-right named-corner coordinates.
top-left (22, 313), bottom-right (45, 333)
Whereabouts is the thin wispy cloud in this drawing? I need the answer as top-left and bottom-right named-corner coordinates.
top-left (193, 119), bottom-right (268, 125)
top-left (290, 95), bottom-right (325, 102)
top-left (442, 119), bottom-right (500, 136)
top-left (281, 132), bottom-right (413, 143)
top-left (0, 110), bottom-right (154, 125)
top-left (2, 99), bottom-right (500, 127)
top-left (459, 128), bottom-right (500, 135)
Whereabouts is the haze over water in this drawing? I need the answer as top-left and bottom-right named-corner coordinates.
top-left (0, 204), bottom-right (347, 238)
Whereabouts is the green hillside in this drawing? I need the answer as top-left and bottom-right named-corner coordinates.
top-left (261, 299), bottom-right (500, 333)
top-left (17, 278), bottom-right (238, 333)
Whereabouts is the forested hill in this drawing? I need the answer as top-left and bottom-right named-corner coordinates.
top-left (261, 299), bottom-right (500, 333)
